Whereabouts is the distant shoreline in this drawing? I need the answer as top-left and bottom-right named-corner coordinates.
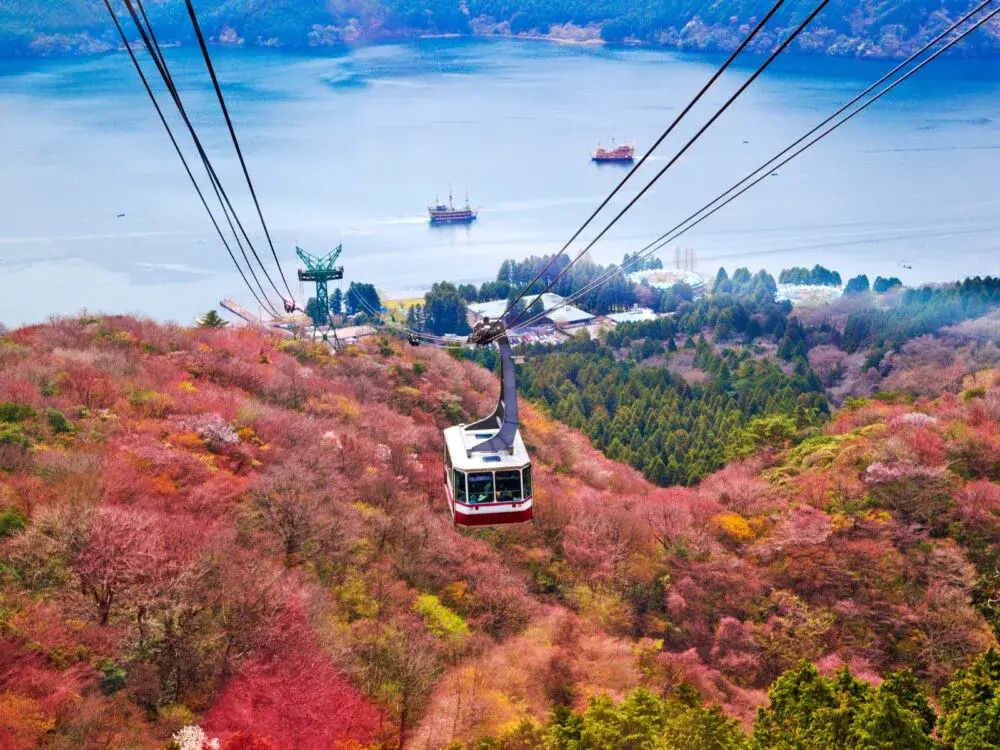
top-left (8, 15), bottom-right (1000, 61)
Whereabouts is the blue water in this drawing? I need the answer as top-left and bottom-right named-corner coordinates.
top-left (1, 39), bottom-right (999, 326)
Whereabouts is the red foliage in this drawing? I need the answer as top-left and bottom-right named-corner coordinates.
top-left (76, 508), bottom-right (162, 625)
top-left (668, 558), bottom-right (766, 653)
top-left (956, 479), bottom-right (1000, 528)
top-left (204, 600), bottom-right (382, 749)
top-left (99, 452), bottom-right (160, 506)
top-left (790, 469), bottom-right (866, 510)
top-left (0, 475), bottom-right (49, 517)
top-left (653, 647), bottom-right (765, 727)
top-left (221, 732), bottom-right (274, 750)
top-left (563, 496), bottom-right (644, 583)
top-left (182, 472), bottom-right (247, 517)
top-left (74, 507), bottom-right (201, 625)
top-left (0, 639), bottom-right (93, 730)
top-left (709, 617), bottom-right (761, 684)
top-left (698, 462), bottom-right (777, 515)
top-left (60, 364), bottom-right (118, 410)
top-left (0, 380), bottom-right (40, 407)
top-left (643, 488), bottom-right (722, 557)
top-left (457, 555), bottom-right (534, 637)
top-left (905, 427), bottom-right (947, 465)
top-left (767, 506), bottom-right (833, 552)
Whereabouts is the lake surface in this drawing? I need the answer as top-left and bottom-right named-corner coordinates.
top-left (1, 39), bottom-right (999, 326)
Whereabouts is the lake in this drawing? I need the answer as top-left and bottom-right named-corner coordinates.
top-left (1, 39), bottom-right (999, 326)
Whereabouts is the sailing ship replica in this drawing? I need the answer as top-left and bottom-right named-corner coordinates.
top-left (428, 188), bottom-right (478, 224)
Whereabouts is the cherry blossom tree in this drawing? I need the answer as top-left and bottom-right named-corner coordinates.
top-left (74, 508), bottom-right (165, 625)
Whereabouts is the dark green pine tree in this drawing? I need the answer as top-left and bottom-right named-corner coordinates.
top-left (750, 663), bottom-right (845, 749)
top-left (847, 691), bottom-right (932, 750)
top-left (752, 663), bottom-right (934, 750)
top-left (714, 266), bottom-right (732, 293)
top-left (878, 670), bottom-right (936, 736)
top-left (663, 686), bottom-right (749, 750)
top-left (844, 274), bottom-right (870, 295)
top-left (939, 649), bottom-right (1000, 749)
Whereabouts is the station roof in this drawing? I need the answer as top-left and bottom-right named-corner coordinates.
top-left (470, 294), bottom-right (594, 327)
top-left (333, 324), bottom-right (376, 340)
top-left (444, 424), bottom-right (530, 471)
top-left (468, 299), bottom-right (509, 319)
top-left (538, 293), bottom-right (594, 325)
top-left (607, 307), bottom-right (658, 324)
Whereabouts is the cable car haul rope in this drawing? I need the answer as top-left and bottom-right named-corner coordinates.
top-left (104, 0), bottom-right (296, 317)
top-left (104, 0), bottom-right (999, 527)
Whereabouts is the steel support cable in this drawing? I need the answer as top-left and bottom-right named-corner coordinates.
top-left (102, 0), bottom-right (273, 316)
top-left (123, 0), bottom-right (283, 315)
top-left (509, 2), bottom-right (1000, 333)
top-left (126, 0), bottom-right (276, 312)
top-left (134, 0), bottom-right (268, 299)
top-left (501, 0), bottom-right (831, 333)
top-left (184, 0), bottom-right (296, 302)
top-left (498, 0), bottom-right (791, 322)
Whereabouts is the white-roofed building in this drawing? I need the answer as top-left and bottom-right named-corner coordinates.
top-left (330, 324), bottom-right (375, 344)
top-left (468, 293), bottom-right (594, 331)
top-left (537, 293), bottom-right (594, 330)
top-left (607, 307), bottom-right (658, 325)
top-left (467, 299), bottom-right (509, 326)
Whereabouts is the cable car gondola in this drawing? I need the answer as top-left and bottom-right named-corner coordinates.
top-left (443, 320), bottom-right (532, 527)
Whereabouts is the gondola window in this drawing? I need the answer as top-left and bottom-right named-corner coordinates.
top-left (468, 472), bottom-right (494, 504)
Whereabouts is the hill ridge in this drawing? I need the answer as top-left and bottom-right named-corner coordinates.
top-left (1, 315), bottom-right (1000, 747)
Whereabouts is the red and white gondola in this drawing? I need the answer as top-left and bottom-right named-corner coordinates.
top-left (442, 322), bottom-right (533, 527)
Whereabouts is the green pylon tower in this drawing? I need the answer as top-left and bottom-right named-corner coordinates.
top-left (296, 245), bottom-right (343, 327)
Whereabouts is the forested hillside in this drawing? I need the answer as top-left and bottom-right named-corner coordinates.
top-left (4, 0), bottom-right (999, 57)
top-left (501, 273), bottom-right (1000, 489)
top-left (3, 314), bottom-right (1000, 747)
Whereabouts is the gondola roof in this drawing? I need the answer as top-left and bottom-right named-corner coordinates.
top-left (444, 425), bottom-right (530, 471)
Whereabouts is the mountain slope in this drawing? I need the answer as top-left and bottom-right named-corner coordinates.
top-left (2, 315), bottom-right (1000, 747)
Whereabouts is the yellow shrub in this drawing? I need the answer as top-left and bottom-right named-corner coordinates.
top-left (334, 575), bottom-right (379, 620)
top-left (441, 579), bottom-right (468, 606)
top-left (152, 473), bottom-right (177, 494)
top-left (413, 594), bottom-right (468, 642)
top-left (155, 704), bottom-right (197, 734)
top-left (571, 584), bottom-right (632, 633)
top-left (173, 432), bottom-right (203, 450)
top-left (0, 692), bottom-right (55, 744)
top-left (334, 394), bottom-right (360, 421)
top-left (714, 512), bottom-right (754, 542)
